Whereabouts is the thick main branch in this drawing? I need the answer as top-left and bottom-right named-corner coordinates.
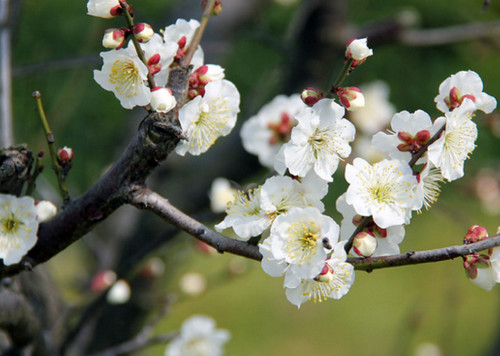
top-left (0, 66), bottom-right (192, 279)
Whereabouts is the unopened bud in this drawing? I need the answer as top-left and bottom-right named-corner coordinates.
top-left (106, 279), bottom-right (131, 304)
top-left (87, 0), bottom-right (122, 19)
top-left (102, 28), bottom-right (126, 49)
top-left (150, 87), bottom-right (177, 113)
top-left (133, 23), bottom-right (154, 43)
top-left (301, 87), bottom-right (324, 107)
top-left (202, 0), bottom-right (223, 15)
top-left (345, 38), bottom-right (373, 61)
top-left (415, 130), bottom-right (430, 145)
top-left (35, 200), bottom-right (57, 223)
top-left (57, 146), bottom-right (74, 165)
top-left (314, 263), bottom-right (334, 283)
top-left (445, 86), bottom-right (476, 111)
top-left (198, 65), bottom-right (225, 84)
top-left (352, 231), bottom-right (377, 257)
top-left (91, 270), bottom-right (117, 293)
top-left (336, 86), bottom-right (365, 111)
top-left (465, 225), bottom-right (489, 244)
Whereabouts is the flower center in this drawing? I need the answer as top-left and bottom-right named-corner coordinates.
top-left (1, 213), bottom-right (21, 234)
top-left (109, 59), bottom-right (141, 97)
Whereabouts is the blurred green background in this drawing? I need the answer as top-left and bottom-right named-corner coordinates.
top-left (8, 0), bottom-right (500, 355)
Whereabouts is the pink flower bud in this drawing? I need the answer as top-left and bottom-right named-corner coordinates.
top-left (102, 28), bottom-right (126, 49)
top-left (444, 86), bottom-right (476, 111)
top-left (336, 86), bottom-right (365, 111)
top-left (415, 130), bottom-right (430, 145)
top-left (133, 23), bottom-right (154, 43)
top-left (147, 53), bottom-right (162, 75)
top-left (91, 270), bottom-right (117, 293)
top-left (352, 231), bottom-right (377, 257)
top-left (345, 38), bottom-right (373, 61)
top-left (301, 87), bottom-right (324, 107)
top-left (150, 87), bottom-right (177, 113)
top-left (314, 263), bottom-right (335, 283)
top-left (464, 225), bottom-right (489, 244)
top-left (57, 146), bottom-right (74, 165)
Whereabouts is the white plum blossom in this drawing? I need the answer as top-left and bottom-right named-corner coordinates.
top-left (372, 109), bottom-right (440, 162)
top-left (349, 81), bottom-right (395, 136)
top-left (428, 99), bottom-right (478, 182)
top-left (164, 19), bottom-right (204, 68)
top-left (336, 193), bottom-right (405, 256)
top-left (260, 175), bottom-right (325, 219)
top-left (240, 94), bottom-right (304, 168)
top-left (345, 158), bottom-right (418, 229)
top-left (94, 49), bottom-right (151, 109)
top-left (150, 87), bottom-right (176, 113)
top-left (435, 70), bottom-right (497, 114)
top-left (345, 38), bottom-right (373, 61)
top-left (285, 241), bottom-right (354, 308)
top-left (165, 315), bottom-right (230, 356)
top-left (106, 279), bottom-right (131, 305)
top-left (87, 0), bottom-right (120, 19)
top-left (275, 99), bottom-right (355, 182)
top-left (176, 79), bottom-right (240, 156)
top-left (0, 194), bottom-right (39, 266)
top-left (214, 186), bottom-right (269, 240)
top-left (265, 207), bottom-right (339, 288)
top-left (209, 177), bottom-right (236, 213)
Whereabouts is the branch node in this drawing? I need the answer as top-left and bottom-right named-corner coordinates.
top-left (406, 250), bottom-right (415, 257)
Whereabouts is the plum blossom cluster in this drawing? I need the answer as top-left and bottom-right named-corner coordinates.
top-left (215, 33), bottom-right (498, 304)
top-left (89, 0), bottom-right (240, 157)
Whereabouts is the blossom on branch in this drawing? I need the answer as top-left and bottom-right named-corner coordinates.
top-left (0, 194), bottom-right (39, 266)
top-left (94, 49), bottom-right (151, 109)
top-left (165, 315), bottom-right (230, 356)
top-left (336, 193), bottom-right (405, 256)
top-left (125, 33), bottom-right (178, 87)
top-left (435, 70), bottom-right (497, 114)
top-left (428, 99), bottom-right (478, 181)
top-left (262, 206), bottom-right (339, 288)
top-left (371, 109), bottom-right (440, 162)
top-left (164, 19), bottom-right (204, 68)
top-left (345, 158), bottom-right (418, 229)
top-left (240, 94), bottom-right (304, 168)
top-left (214, 186), bottom-right (269, 240)
top-left (150, 87), bottom-right (176, 113)
top-left (275, 99), bottom-right (355, 182)
top-left (176, 79), bottom-right (240, 156)
top-left (285, 241), bottom-right (354, 308)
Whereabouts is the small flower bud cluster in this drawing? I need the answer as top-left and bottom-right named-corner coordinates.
top-left (300, 88), bottom-right (324, 107)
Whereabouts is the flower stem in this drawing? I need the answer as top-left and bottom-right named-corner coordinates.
top-left (180, 0), bottom-right (216, 67)
top-left (32, 91), bottom-right (70, 203)
top-left (121, 4), bottom-right (156, 90)
top-left (328, 59), bottom-right (354, 98)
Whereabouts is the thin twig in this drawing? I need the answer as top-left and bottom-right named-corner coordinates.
top-left (32, 91), bottom-right (70, 203)
top-left (129, 188), bottom-right (263, 261)
top-left (180, 0), bottom-right (216, 66)
top-left (348, 234), bottom-right (500, 271)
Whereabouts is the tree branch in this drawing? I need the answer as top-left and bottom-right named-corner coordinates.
top-left (348, 234), bottom-right (500, 271)
top-left (0, 66), bottom-right (192, 279)
top-left (129, 188), bottom-right (263, 261)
